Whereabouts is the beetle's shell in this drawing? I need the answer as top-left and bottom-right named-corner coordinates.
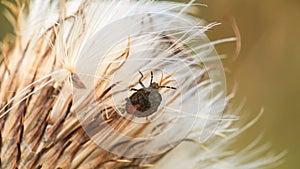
top-left (126, 88), bottom-right (162, 118)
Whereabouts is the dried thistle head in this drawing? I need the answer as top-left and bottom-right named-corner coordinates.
top-left (0, 0), bottom-right (285, 169)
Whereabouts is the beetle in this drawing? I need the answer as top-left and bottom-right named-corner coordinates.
top-left (125, 71), bottom-right (176, 118)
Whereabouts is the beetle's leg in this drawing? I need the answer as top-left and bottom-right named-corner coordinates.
top-left (150, 71), bottom-right (153, 84)
top-left (159, 85), bottom-right (177, 90)
top-left (138, 71), bottom-right (146, 88)
top-left (130, 88), bottom-right (138, 91)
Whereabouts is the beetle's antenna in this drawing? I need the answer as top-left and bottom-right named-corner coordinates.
top-left (138, 71), bottom-right (146, 88)
top-left (159, 86), bottom-right (176, 90)
top-left (150, 71), bottom-right (154, 84)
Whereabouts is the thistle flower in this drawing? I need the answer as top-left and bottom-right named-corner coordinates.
top-left (0, 0), bottom-right (285, 169)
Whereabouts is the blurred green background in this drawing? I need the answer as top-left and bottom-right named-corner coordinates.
top-left (0, 0), bottom-right (299, 169)
top-left (198, 1), bottom-right (299, 169)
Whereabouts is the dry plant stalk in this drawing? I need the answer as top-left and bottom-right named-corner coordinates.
top-left (0, 0), bottom-right (285, 169)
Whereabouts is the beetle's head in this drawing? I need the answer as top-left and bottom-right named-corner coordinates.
top-left (150, 82), bottom-right (159, 90)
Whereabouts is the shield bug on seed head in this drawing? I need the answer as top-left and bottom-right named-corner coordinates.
top-left (125, 71), bottom-right (176, 118)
